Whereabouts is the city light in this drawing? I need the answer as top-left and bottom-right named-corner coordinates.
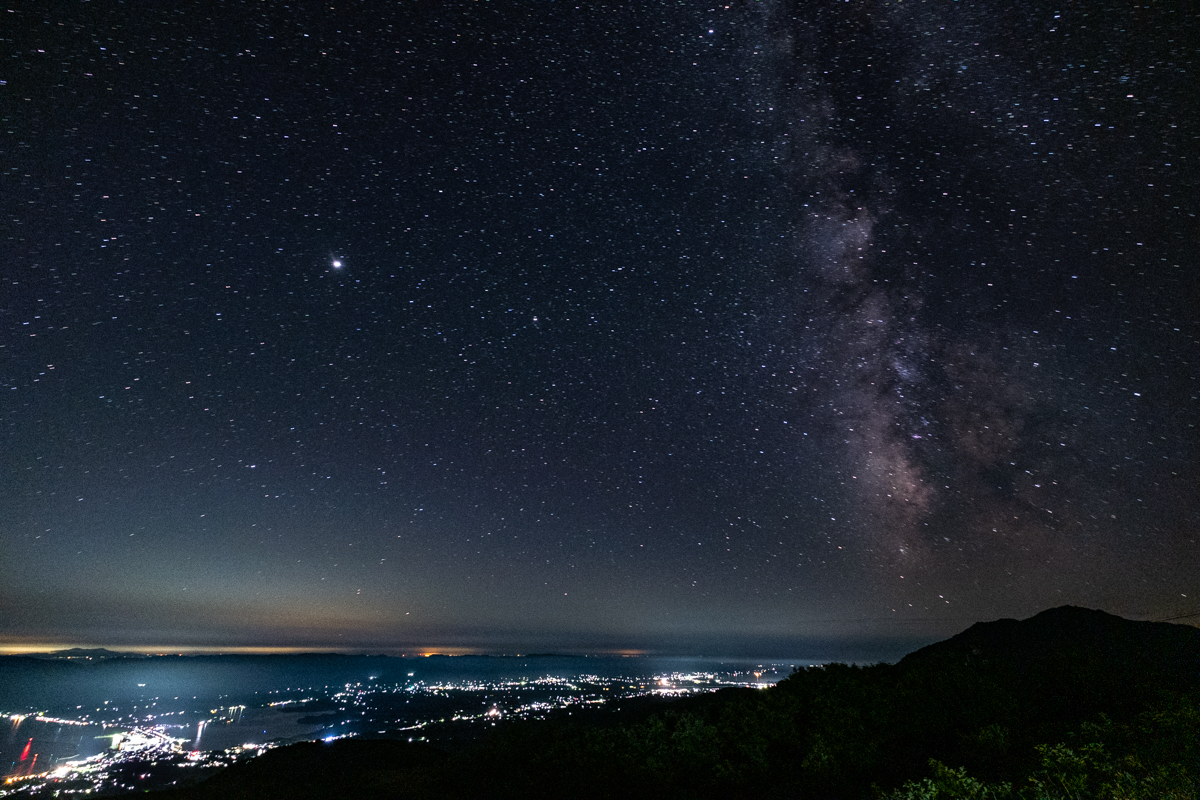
top-left (1, 664), bottom-right (791, 795)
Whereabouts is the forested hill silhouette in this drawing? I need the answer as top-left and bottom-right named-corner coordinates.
top-left (122, 607), bottom-right (1200, 799)
top-left (898, 605), bottom-right (1200, 682)
top-left (894, 605), bottom-right (1200, 722)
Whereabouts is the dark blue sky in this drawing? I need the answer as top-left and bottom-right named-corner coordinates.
top-left (2, 1), bottom-right (1197, 657)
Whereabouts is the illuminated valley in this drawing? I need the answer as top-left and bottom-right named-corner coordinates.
top-left (1, 660), bottom-right (794, 797)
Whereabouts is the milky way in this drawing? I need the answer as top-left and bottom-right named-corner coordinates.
top-left (751, 2), bottom-right (1197, 613)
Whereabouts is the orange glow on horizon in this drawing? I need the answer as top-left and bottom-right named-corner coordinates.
top-left (418, 647), bottom-right (484, 657)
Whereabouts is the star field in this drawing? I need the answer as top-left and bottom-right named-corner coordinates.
top-left (2, 1), bottom-right (1197, 657)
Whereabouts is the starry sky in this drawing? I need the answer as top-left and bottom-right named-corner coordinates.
top-left (2, 1), bottom-right (1197, 658)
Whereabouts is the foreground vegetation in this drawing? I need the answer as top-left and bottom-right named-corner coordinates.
top-left (135, 607), bottom-right (1198, 799)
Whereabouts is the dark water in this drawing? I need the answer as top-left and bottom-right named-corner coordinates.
top-left (172, 706), bottom-right (328, 752)
top-left (1, 715), bottom-right (119, 778)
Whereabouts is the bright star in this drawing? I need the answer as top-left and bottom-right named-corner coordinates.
top-left (332, 260), bottom-right (342, 268)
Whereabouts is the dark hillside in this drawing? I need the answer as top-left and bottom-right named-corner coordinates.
top-left (898, 606), bottom-right (1200, 687)
top-left (161, 738), bottom-right (447, 800)
top-left (765, 606), bottom-right (1200, 793)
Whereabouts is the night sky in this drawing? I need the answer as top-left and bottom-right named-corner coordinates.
top-left (3, 1), bottom-right (1197, 658)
